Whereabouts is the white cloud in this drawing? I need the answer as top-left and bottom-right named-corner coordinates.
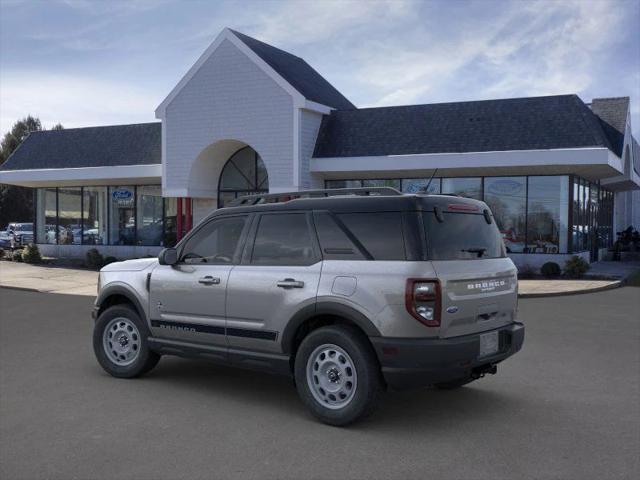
top-left (250, 0), bottom-right (411, 45)
top-left (0, 72), bottom-right (158, 132)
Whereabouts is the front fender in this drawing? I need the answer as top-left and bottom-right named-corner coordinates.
top-left (94, 282), bottom-right (149, 327)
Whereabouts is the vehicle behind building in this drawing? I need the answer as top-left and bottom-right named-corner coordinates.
top-left (3, 223), bottom-right (34, 249)
top-left (92, 188), bottom-right (524, 425)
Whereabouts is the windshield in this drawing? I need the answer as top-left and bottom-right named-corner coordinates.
top-left (12, 224), bottom-right (32, 232)
top-left (424, 212), bottom-right (505, 260)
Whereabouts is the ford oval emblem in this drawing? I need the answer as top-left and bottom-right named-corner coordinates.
top-left (446, 306), bottom-right (459, 314)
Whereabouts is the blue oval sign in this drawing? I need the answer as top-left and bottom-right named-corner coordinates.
top-left (446, 306), bottom-right (459, 314)
top-left (112, 189), bottom-right (133, 200)
top-left (488, 179), bottom-right (523, 196)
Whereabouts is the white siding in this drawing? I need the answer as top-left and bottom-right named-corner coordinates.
top-left (163, 39), bottom-right (294, 196)
top-left (299, 109), bottom-right (324, 189)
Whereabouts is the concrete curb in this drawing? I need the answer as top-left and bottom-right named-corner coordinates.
top-left (0, 285), bottom-right (41, 293)
top-left (518, 280), bottom-right (622, 298)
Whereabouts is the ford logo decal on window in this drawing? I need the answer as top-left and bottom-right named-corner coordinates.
top-left (112, 189), bottom-right (133, 200)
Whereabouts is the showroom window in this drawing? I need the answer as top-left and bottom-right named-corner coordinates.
top-left (33, 185), bottom-right (177, 247)
top-left (109, 186), bottom-right (136, 245)
top-left (136, 186), bottom-right (163, 246)
top-left (483, 177), bottom-right (527, 254)
top-left (35, 188), bottom-right (58, 244)
top-left (402, 178), bottom-right (440, 194)
top-left (57, 187), bottom-right (82, 245)
top-left (82, 187), bottom-right (107, 245)
top-left (527, 176), bottom-right (569, 254)
top-left (441, 177), bottom-right (482, 199)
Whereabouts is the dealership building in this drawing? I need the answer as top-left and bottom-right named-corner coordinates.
top-left (1, 28), bottom-right (639, 267)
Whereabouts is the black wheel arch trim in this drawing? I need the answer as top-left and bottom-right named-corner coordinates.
top-left (281, 301), bottom-right (381, 354)
top-left (95, 284), bottom-right (147, 325)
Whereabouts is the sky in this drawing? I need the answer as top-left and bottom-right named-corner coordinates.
top-left (1, 0), bottom-right (639, 137)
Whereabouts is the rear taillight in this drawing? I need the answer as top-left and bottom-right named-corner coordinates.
top-left (405, 279), bottom-right (441, 327)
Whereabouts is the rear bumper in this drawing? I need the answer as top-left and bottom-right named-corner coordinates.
top-left (371, 322), bottom-right (525, 390)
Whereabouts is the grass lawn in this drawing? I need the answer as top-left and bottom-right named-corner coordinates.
top-left (626, 270), bottom-right (640, 287)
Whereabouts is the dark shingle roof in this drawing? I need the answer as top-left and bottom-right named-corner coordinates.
top-left (0, 123), bottom-right (161, 171)
top-left (590, 97), bottom-right (629, 157)
top-left (313, 95), bottom-right (615, 158)
top-left (230, 29), bottom-right (355, 110)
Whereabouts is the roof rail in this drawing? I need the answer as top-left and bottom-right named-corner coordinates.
top-left (227, 187), bottom-right (403, 207)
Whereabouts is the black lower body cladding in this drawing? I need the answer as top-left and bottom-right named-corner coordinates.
top-left (371, 323), bottom-right (525, 390)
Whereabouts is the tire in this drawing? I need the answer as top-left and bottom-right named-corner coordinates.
top-left (294, 325), bottom-right (383, 426)
top-left (93, 304), bottom-right (160, 378)
top-left (434, 377), bottom-right (475, 390)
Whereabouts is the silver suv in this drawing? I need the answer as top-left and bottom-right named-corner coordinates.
top-left (92, 188), bottom-right (524, 425)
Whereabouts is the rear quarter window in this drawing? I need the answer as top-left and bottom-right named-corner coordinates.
top-left (424, 212), bottom-right (505, 260)
top-left (314, 211), bottom-right (406, 260)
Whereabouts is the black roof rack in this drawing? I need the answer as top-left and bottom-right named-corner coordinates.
top-left (227, 187), bottom-right (403, 207)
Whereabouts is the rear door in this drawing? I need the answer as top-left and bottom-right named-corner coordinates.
top-left (225, 212), bottom-right (322, 354)
top-left (423, 209), bottom-right (518, 339)
top-left (149, 214), bottom-right (250, 348)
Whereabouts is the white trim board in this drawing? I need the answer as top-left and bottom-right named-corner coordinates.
top-left (311, 148), bottom-right (625, 181)
top-left (0, 164), bottom-right (161, 188)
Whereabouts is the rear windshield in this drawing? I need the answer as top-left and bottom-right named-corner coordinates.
top-left (423, 212), bottom-right (505, 260)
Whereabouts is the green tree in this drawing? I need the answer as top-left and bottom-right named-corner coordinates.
top-left (0, 116), bottom-right (63, 228)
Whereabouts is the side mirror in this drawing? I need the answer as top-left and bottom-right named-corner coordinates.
top-left (158, 247), bottom-right (178, 266)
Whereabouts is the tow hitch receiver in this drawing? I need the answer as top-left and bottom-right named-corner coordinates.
top-left (471, 364), bottom-right (497, 379)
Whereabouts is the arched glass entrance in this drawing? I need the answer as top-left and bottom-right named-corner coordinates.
top-left (217, 146), bottom-right (268, 207)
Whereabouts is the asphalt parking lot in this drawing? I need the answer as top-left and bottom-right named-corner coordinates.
top-left (1, 287), bottom-right (638, 480)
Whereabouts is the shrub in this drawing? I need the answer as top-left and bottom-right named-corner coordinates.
top-left (12, 250), bottom-right (24, 262)
top-left (540, 262), bottom-right (561, 278)
top-left (22, 244), bottom-right (42, 264)
top-left (0, 249), bottom-right (5, 260)
top-left (517, 264), bottom-right (537, 279)
top-left (86, 248), bottom-right (104, 270)
top-left (102, 256), bottom-right (118, 266)
top-left (564, 256), bottom-right (590, 278)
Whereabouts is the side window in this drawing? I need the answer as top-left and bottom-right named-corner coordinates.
top-left (180, 216), bottom-right (247, 264)
top-left (251, 213), bottom-right (317, 266)
top-left (313, 212), bottom-right (366, 260)
top-left (336, 212), bottom-right (406, 260)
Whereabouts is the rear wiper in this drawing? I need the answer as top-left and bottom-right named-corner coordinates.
top-left (461, 247), bottom-right (487, 258)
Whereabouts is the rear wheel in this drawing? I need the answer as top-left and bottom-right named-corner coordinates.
top-left (93, 304), bottom-right (160, 378)
top-left (294, 325), bottom-right (382, 426)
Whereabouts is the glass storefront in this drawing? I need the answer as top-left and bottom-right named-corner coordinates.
top-left (527, 176), bottom-right (569, 254)
top-left (483, 177), bottom-right (527, 253)
top-left (57, 187), bottom-right (82, 245)
top-left (441, 177), bottom-right (482, 199)
top-left (83, 187), bottom-right (107, 245)
top-left (35, 188), bottom-right (57, 244)
top-left (136, 186), bottom-right (163, 246)
top-left (35, 186), bottom-right (176, 247)
top-left (109, 186), bottom-right (136, 245)
top-left (326, 175), bottom-right (612, 255)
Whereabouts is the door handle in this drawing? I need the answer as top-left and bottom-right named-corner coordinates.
top-left (277, 278), bottom-right (305, 289)
top-left (198, 276), bottom-right (221, 285)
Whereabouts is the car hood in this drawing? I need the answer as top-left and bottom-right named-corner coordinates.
top-left (101, 257), bottom-right (158, 272)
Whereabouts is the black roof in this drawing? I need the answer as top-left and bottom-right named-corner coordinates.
top-left (313, 94), bottom-right (615, 158)
top-left (230, 29), bottom-right (355, 111)
top-left (590, 97), bottom-right (629, 157)
top-left (0, 122), bottom-right (161, 171)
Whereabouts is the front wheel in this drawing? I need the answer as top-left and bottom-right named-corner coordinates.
top-left (294, 325), bottom-right (383, 426)
top-left (93, 304), bottom-right (160, 378)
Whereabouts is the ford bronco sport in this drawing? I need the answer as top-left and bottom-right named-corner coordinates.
top-left (92, 187), bottom-right (524, 425)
